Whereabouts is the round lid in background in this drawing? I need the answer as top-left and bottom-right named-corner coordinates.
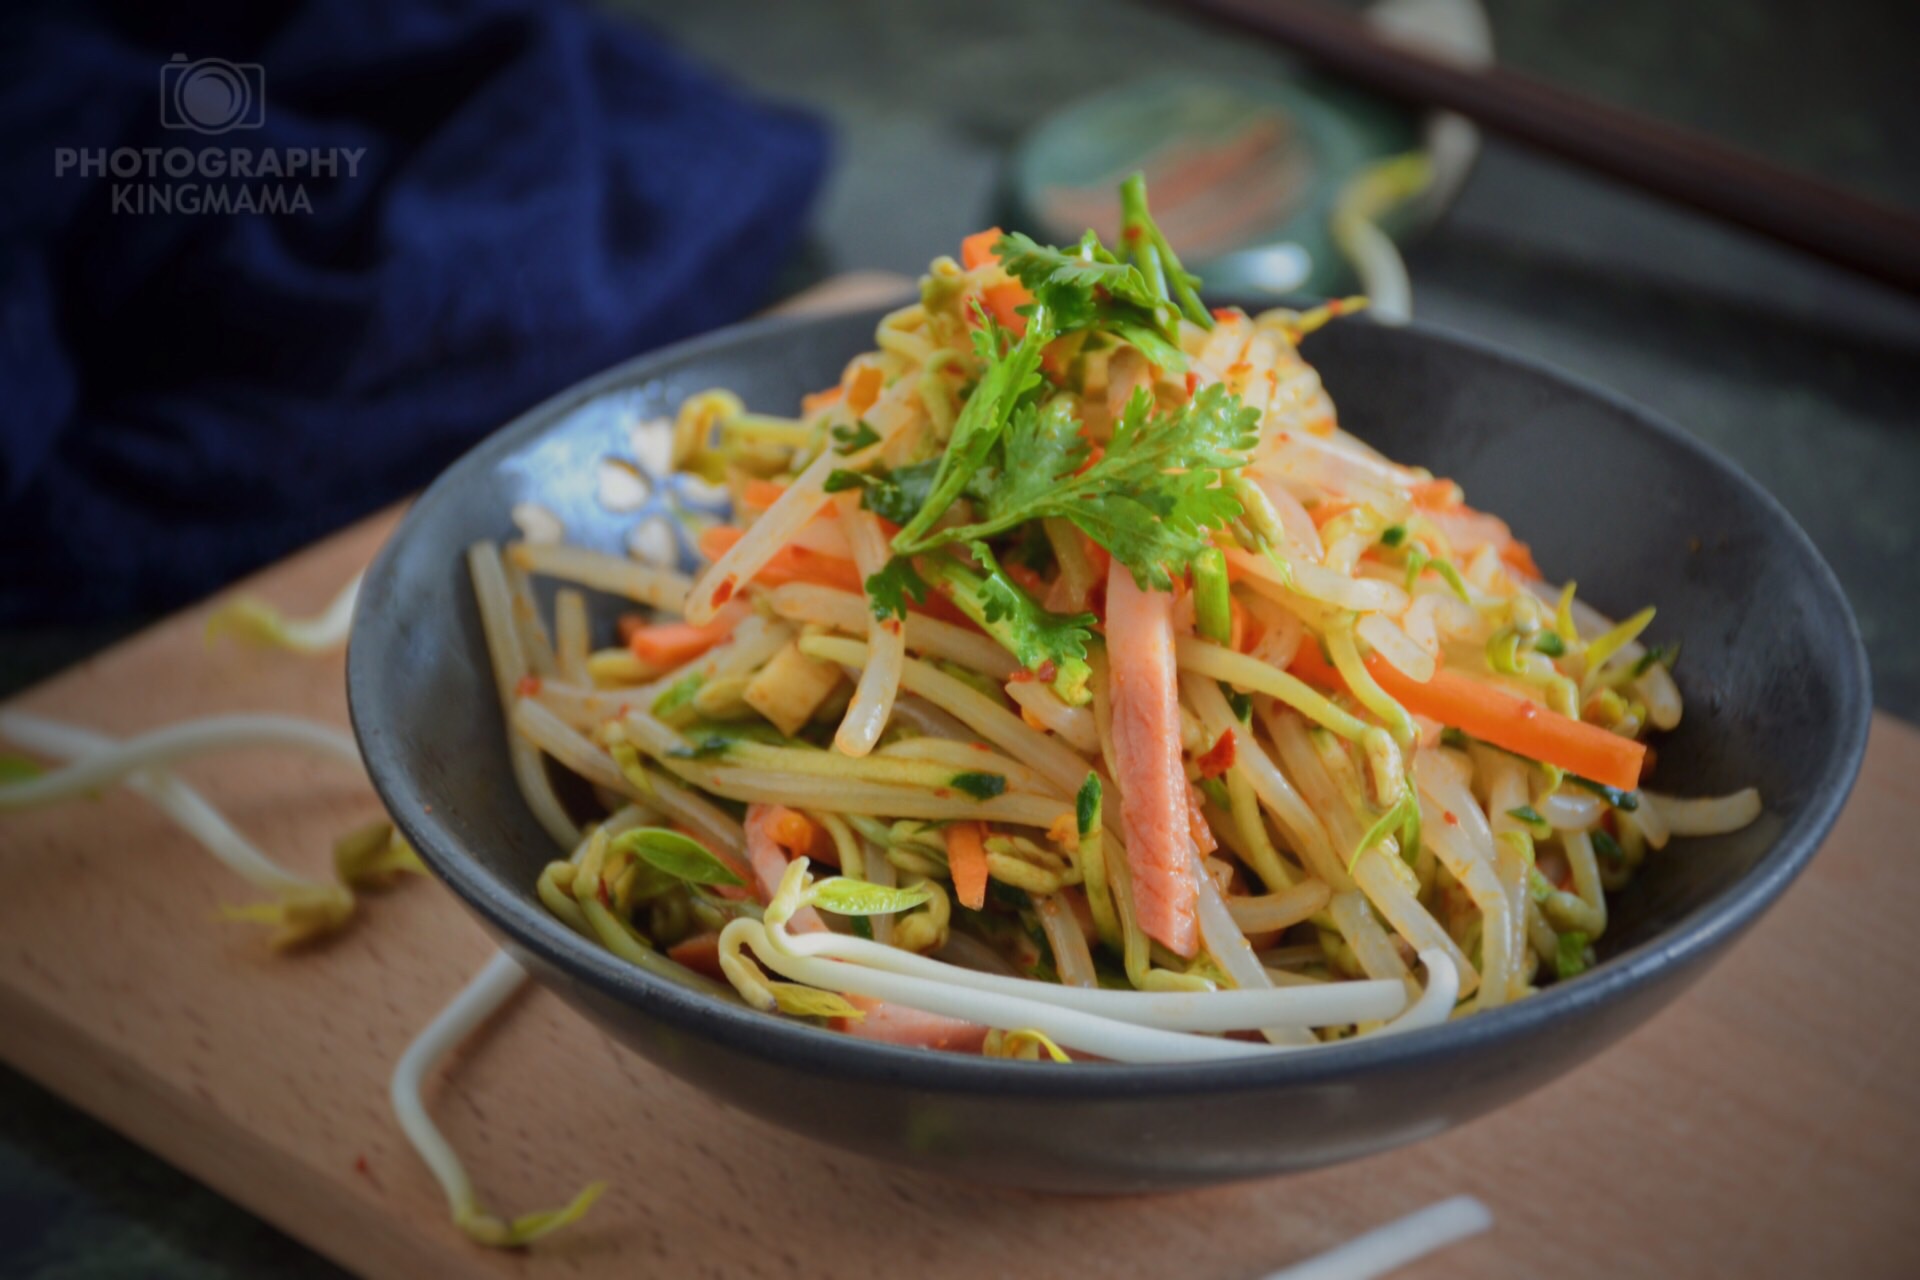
top-left (1009, 0), bottom-right (1491, 310)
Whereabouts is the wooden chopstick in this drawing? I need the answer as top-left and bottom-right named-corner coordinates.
top-left (1176, 0), bottom-right (1920, 295)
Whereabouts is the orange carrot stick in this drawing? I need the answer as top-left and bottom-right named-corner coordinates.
top-left (627, 607), bottom-right (743, 667)
top-left (960, 228), bottom-right (1003, 270)
top-left (945, 820), bottom-right (990, 911)
top-left (1499, 540), bottom-right (1543, 580)
top-left (697, 526), bottom-right (865, 593)
top-left (958, 227), bottom-right (1032, 333)
top-left (739, 478), bottom-right (790, 510)
top-left (1410, 478), bottom-right (1462, 510)
top-left (1289, 644), bottom-right (1646, 792)
top-left (765, 806), bottom-right (837, 867)
top-left (846, 364), bottom-right (885, 416)
top-left (981, 283), bottom-right (1030, 333)
top-left (801, 384), bottom-right (844, 414)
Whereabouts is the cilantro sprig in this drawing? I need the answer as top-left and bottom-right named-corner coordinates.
top-left (1118, 171), bottom-right (1211, 329)
top-left (824, 458), bottom-right (944, 527)
top-left (891, 306), bottom-right (1052, 551)
top-left (842, 176), bottom-right (1264, 664)
top-left (992, 231), bottom-right (1186, 371)
top-left (919, 542), bottom-right (1095, 705)
top-left (896, 382), bottom-right (1257, 591)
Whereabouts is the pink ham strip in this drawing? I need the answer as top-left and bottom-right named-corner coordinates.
top-left (1104, 560), bottom-right (1200, 956)
top-left (834, 996), bottom-right (990, 1054)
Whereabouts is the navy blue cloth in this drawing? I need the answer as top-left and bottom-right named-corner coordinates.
top-left (0, 0), bottom-right (828, 623)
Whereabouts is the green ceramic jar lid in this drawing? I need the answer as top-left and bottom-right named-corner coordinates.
top-left (1012, 72), bottom-right (1428, 300)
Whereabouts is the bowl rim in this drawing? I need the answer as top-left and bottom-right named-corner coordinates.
top-left (348, 301), bottom-right (1872, 1099)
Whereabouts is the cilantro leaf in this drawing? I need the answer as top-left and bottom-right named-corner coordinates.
top-left (949, 771), bottom-right (1008, 800)
top-left (922, 544), bottom-right (1095, 705)
top-left (1591, 829), bottom-right (1625, 864)
top-left (826, 459), bottom-right (943, 527)
top-left (994, 231), bottom-right (1186, 369)
top-left (1035, 383), bottom-right (1259, 590)
top-left (1569, 775), bottom-right (1640, 811)
top-left (891, 303), bottom-right (1052, 551)
top-left (1075, 773), bottom-right (1102, 838)
top-left (864, 556), bottom-right (931, 623)
top-left (667, 736), bottom-right (733, 760)
top-left (983, 397), bottom-right (1087, 520)
top-left (994, 231), bottom-right (1166, 320)
top-left (831, 421), bottom-right (880, 454)
top-left (901, 382), bottom-right (1257, 591)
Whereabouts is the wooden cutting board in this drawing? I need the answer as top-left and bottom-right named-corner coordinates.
top-left (4, 279), bottom-right (1917, 1280)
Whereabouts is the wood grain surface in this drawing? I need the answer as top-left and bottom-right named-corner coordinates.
top-left (3, 280), bottom-right (1916, 1279)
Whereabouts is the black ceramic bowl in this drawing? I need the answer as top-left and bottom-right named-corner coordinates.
top-left (348, 304), bottom-right (1870, 1193)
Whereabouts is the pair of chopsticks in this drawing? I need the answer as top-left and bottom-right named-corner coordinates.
top-left (1176, 0), bottom-right (1920, 296)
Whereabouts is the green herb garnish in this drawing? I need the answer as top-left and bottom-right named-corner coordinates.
top-left (949, 771), bottom-right (1008, 800)
top-left (1569, 775), bottom-right (1640, 811)
top-left (830, 421), bottom-right (880, 454)
top-left (1591, 829), bottom-right (1625, 864)
top-left (918, 543), bottom-right (1094, 704)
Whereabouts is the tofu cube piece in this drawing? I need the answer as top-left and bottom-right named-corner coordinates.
top-left (743, 642), bottom-right (843, 737)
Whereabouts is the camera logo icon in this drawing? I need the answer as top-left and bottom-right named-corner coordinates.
top-left (160, 54), bottom-right (265, 135)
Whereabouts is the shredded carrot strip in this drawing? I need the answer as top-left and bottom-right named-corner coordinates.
top-left (801, 384), bottom-right (843, 414)
top-left (764, 806), bottom-right (837, 866)
top-left (846, 365), bottom-right (884, 416)
top-left (1410, 478), bottom-right (1462, 510)
top-left (1499, 540), bottom-right (1543, 580)
top-left (1229, 595), bottom-right (1250, 652)
top-left (739, 478), bottom-right (791, 510)
top-left (628, 610), bottom-right (742, 668)
top-left (960, 228), bottom-right (1003, 271)
top-left (945, 821), bottom-right (989, 910)
top-left (958, 227), bottom-right (1032, 333)
top-left (981, 283), bottom-right (1029, 334)
top-left (698, 526), bottom-right (865, 594)
top-left (1289, 644), bottom-right (1645, 792)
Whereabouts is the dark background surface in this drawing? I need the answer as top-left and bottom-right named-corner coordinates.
top-left (3, 0), bottom-right (1916, 1273)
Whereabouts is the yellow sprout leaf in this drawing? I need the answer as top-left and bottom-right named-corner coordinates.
top-left (985, 1028), bottom-right (1072, 1063)
top-left (456, 1180), bottom-right (607, 1249)
top-left (606, 740), bottom-right (656, 799)
top-left (332, 820), bottom-right (426, 889)
top-left (768, 982), bottom-right (865, 1022)
top-left (204, 597), bottom-right (332, 654)
top-left (219, 884), bottom-right (354, 949)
